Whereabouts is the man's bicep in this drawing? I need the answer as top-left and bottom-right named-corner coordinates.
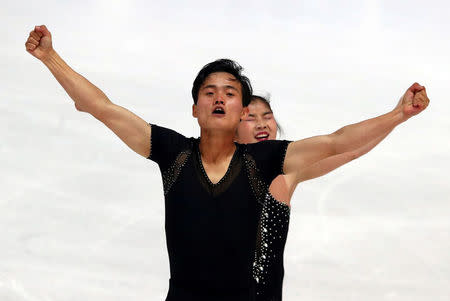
top-left (97, 103), bottom-right (151, 158)
top-left (296, 151), bottom-right (357, 183)
top-left (283, 134), bottom-right (336, 178)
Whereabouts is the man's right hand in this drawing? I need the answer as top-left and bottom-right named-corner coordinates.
top-left (25, 25), bottom-right (53, 61)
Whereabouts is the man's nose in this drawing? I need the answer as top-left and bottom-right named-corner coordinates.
top-left (214, 97), bottom-right (224, 105)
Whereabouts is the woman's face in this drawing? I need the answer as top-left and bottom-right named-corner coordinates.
top-left (237, 99), bottom-right (278, 143)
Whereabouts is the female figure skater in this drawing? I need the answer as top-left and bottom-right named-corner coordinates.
top-left (25, 25), bottom-right (429, 301)
top-left (236, 95), bottom-right (412, 300)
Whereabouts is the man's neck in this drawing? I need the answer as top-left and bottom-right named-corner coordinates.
top-left (199, 129), bottom-right (236, 164)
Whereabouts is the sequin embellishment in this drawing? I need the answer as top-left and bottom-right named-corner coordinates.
top-left (252, 192), bottom-right (290, 300)
top-left (162, 149), bottom-right (192, 195)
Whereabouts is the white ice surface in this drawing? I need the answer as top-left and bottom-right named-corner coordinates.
top-left (1, 1), bottom-right (450, 300)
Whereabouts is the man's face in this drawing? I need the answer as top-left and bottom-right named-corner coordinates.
top-left (192, 72), bottom-right (247, 133)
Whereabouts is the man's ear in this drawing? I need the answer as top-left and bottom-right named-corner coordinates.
top-left (192, 104), bottom-right (198, 118)
top-left (240, 106), bottom-right (249, 121)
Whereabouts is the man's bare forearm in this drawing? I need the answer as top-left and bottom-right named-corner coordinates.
top-left (331, 108), bottom-right (404, 155)
top-left (294, 129), bottom-right (393, 183)
top-left (26, 25), bottom-right (152, 157)
top-left (283, 109), bottom-right (402, 178)
top-left (353, 128), bottom-right (392, 158)
top-left (42, 49), bottom-right (110, 117)
top-left (330, 81), bottom-right (430, 156)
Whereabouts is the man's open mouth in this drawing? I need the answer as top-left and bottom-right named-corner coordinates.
top-left (212, 107), bottom-right (225, 115)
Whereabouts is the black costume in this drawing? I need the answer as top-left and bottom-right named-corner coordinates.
top-left (148, 124), bottom-right (290, 301)
top-left (253, 192), bottom-right (291, 301)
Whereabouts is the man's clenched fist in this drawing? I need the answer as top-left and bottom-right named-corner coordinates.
top-left (399, 82), bottom-right (430, 119)
top-left (25, 25), bottom-right (53, 61)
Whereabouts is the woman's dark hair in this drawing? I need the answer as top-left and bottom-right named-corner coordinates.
top-left (251, 94), bottom-right (284, 137)
top-left (191, 59), bottom-right (253, 107)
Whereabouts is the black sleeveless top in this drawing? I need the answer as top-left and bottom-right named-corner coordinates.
top-left (148, 124), bottom-right (290, 301)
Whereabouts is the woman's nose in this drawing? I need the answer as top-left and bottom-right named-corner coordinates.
top-left (256, 119), bottom-right (267, 129)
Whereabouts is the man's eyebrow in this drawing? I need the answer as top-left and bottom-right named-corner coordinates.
top-left (225, 85), bottom-right (239, 92)
top-left (201, 84), bottom-right (217, 90)
top-left (201, 84), bottom-right (239, 92)
top-left (263, 111), bottom-right (273, 116)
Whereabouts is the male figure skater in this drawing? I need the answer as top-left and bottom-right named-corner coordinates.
top-left (25, 25), bottom-right (429, 301)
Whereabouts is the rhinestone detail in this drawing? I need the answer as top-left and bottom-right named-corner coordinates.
top-left (162, 149), bottom-right (192, 195)
top-left (252, 192), bottom-right (290, 299)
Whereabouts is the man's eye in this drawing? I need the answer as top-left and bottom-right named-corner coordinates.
top-left (245, 118), bottom-right (255, 121)
top-left (206, 92), bottom-right (213, 96)
top-left (226, 93), bottom-right (234, 97)
top-left (264, 116), bottom-right (273, 120)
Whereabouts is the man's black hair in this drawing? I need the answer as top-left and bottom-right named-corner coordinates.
top-left (191, 59), bottom-right (253, 107)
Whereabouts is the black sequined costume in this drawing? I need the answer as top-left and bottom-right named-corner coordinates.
top-left (253, 192), bottom-right (291, 301)
top-left (148, 124), bottom-right (290, 301)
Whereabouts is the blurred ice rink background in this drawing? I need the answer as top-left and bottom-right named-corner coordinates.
top-left (1, 0), bottom-right (449, 300)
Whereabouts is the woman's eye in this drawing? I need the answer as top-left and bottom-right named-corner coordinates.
top-left (245, 118), bottom-right (255, 122)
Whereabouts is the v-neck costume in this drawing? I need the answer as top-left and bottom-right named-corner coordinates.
top-left (148, 124), bottom-right (291, 301)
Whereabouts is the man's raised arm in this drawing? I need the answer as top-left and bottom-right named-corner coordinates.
top-left (283, 83), bottom-right (430, 185)
top-left (25, 25), bottom-right (151, 158)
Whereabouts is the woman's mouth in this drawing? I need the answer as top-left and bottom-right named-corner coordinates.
top-left (255, 131), bottom-right (270, 141)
